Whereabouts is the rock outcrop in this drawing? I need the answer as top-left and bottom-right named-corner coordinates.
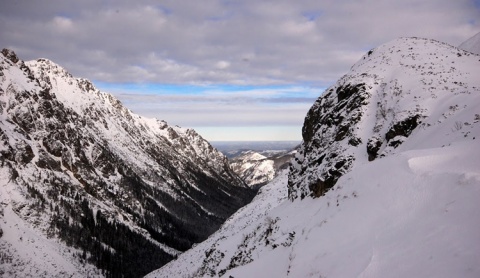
top-left (288, 37), bottom-right (479, 200)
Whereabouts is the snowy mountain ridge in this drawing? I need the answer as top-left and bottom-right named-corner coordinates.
top-left (0, 49), bottom-right (254, 277)
top-left (289, 36), bottom-right (480, 200)
top-left (148, 37), bottom-right (480, 277)
top-left (230, 150), bottom-right (295, 189)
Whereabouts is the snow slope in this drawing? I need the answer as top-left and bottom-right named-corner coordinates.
top-left (152, 141), bottom-right (480, 278)
top-left (146, 170), bottom-right (289, 278)
top-left (149, 37), bottom-right (480, 277)
top-left (289, 37), bottom-right (480, 200)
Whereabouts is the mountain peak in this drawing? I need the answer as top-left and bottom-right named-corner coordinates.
top-left (26, 57), bottom-right (76, 87)
top-left (0, 50), bottom-right (254, 277)
top-left (1, 48), bottom-right (20, 63)
top-left (288, 36), bottom-right (480, 200)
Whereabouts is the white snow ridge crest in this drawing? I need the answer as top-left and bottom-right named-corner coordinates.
top-left (148, 37), bottom-right (480, 277)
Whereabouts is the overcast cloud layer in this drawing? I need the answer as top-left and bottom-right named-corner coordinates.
top-left (1, 0), bottom-right (479, 140)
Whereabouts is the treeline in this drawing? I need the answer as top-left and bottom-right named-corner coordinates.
top-left (12, 148), bottom-right (255, 277)
top-left (51, 200), bottom-right (173, 278)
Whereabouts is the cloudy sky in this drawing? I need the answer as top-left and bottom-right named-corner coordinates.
top-left (1, 0), bottom-right (479, 141)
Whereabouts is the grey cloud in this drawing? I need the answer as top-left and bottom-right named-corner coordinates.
top-left (127, 104), bottom-right (311, 127)
top-left (2, 0), bottom-right (478, 86)
top-left (113, 92), bottom-right (315, 127)
top-left (115, 93), bottom-right (316, 104)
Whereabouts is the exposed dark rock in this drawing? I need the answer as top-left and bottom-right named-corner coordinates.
top-left (15, 141), bottom-right (34, 165)
top-left (387, 136), bottom-right (405, 148)
top-left (43, 137), bottom-right (64, 157)
top-left (36, 149), bottom-right (62, 171)
top-left (385, 115), bottom-right (421, 141)
top-left (1, 48), bottom-right (19, 63)
top-left (309, 179), bottom-right (327, 198)
top-left (335, 124), bottom-right (351, 141)
top-left (302, 106), bottom-right (322, 143)
top-left (337, 83), bottom-right (366, 102)
top-left (348, 136), bottom-right (362, 146)
top-left (367, 136), bottom-right (383, 161)
top-left (290, 82), bottom-right (369, 200)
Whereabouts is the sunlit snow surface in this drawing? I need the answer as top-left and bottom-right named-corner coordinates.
top-left (148, 37), bottom-right (480, 277)
top-left (148, 140), bottom-right (480, 277)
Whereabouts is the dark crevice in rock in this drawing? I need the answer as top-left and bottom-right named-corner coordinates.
top-left (385, 115), bottom-right (421, 142)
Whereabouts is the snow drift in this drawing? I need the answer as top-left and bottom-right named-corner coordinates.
top-left (459, 31), bottom-right (480, 55)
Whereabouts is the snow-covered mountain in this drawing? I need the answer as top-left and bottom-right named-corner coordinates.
top-left (148, 37), bottom-right (480, 277)
top-left (459, 31), bottom-right (480, 55)
top-left (0, 49), bottom-right (255, 277)
top-left (212, 141), bottom-right (299, 159)
top-left (230, 150), bottom-right (295, 189)
top-left (288, 36), bottom-right (479, 200)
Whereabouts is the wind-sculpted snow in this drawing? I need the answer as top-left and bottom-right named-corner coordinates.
top-left (149, 37), bottom-right (480, 277)
top-left (0, 49), bottom-right (254, 277)
top-left (459, 31), bottom-right (480, 55)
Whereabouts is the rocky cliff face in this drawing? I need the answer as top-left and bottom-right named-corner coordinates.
top-left (288, 37), bottom-right (480, 200)
top-left (0, 49), bottom-right (254, 277)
